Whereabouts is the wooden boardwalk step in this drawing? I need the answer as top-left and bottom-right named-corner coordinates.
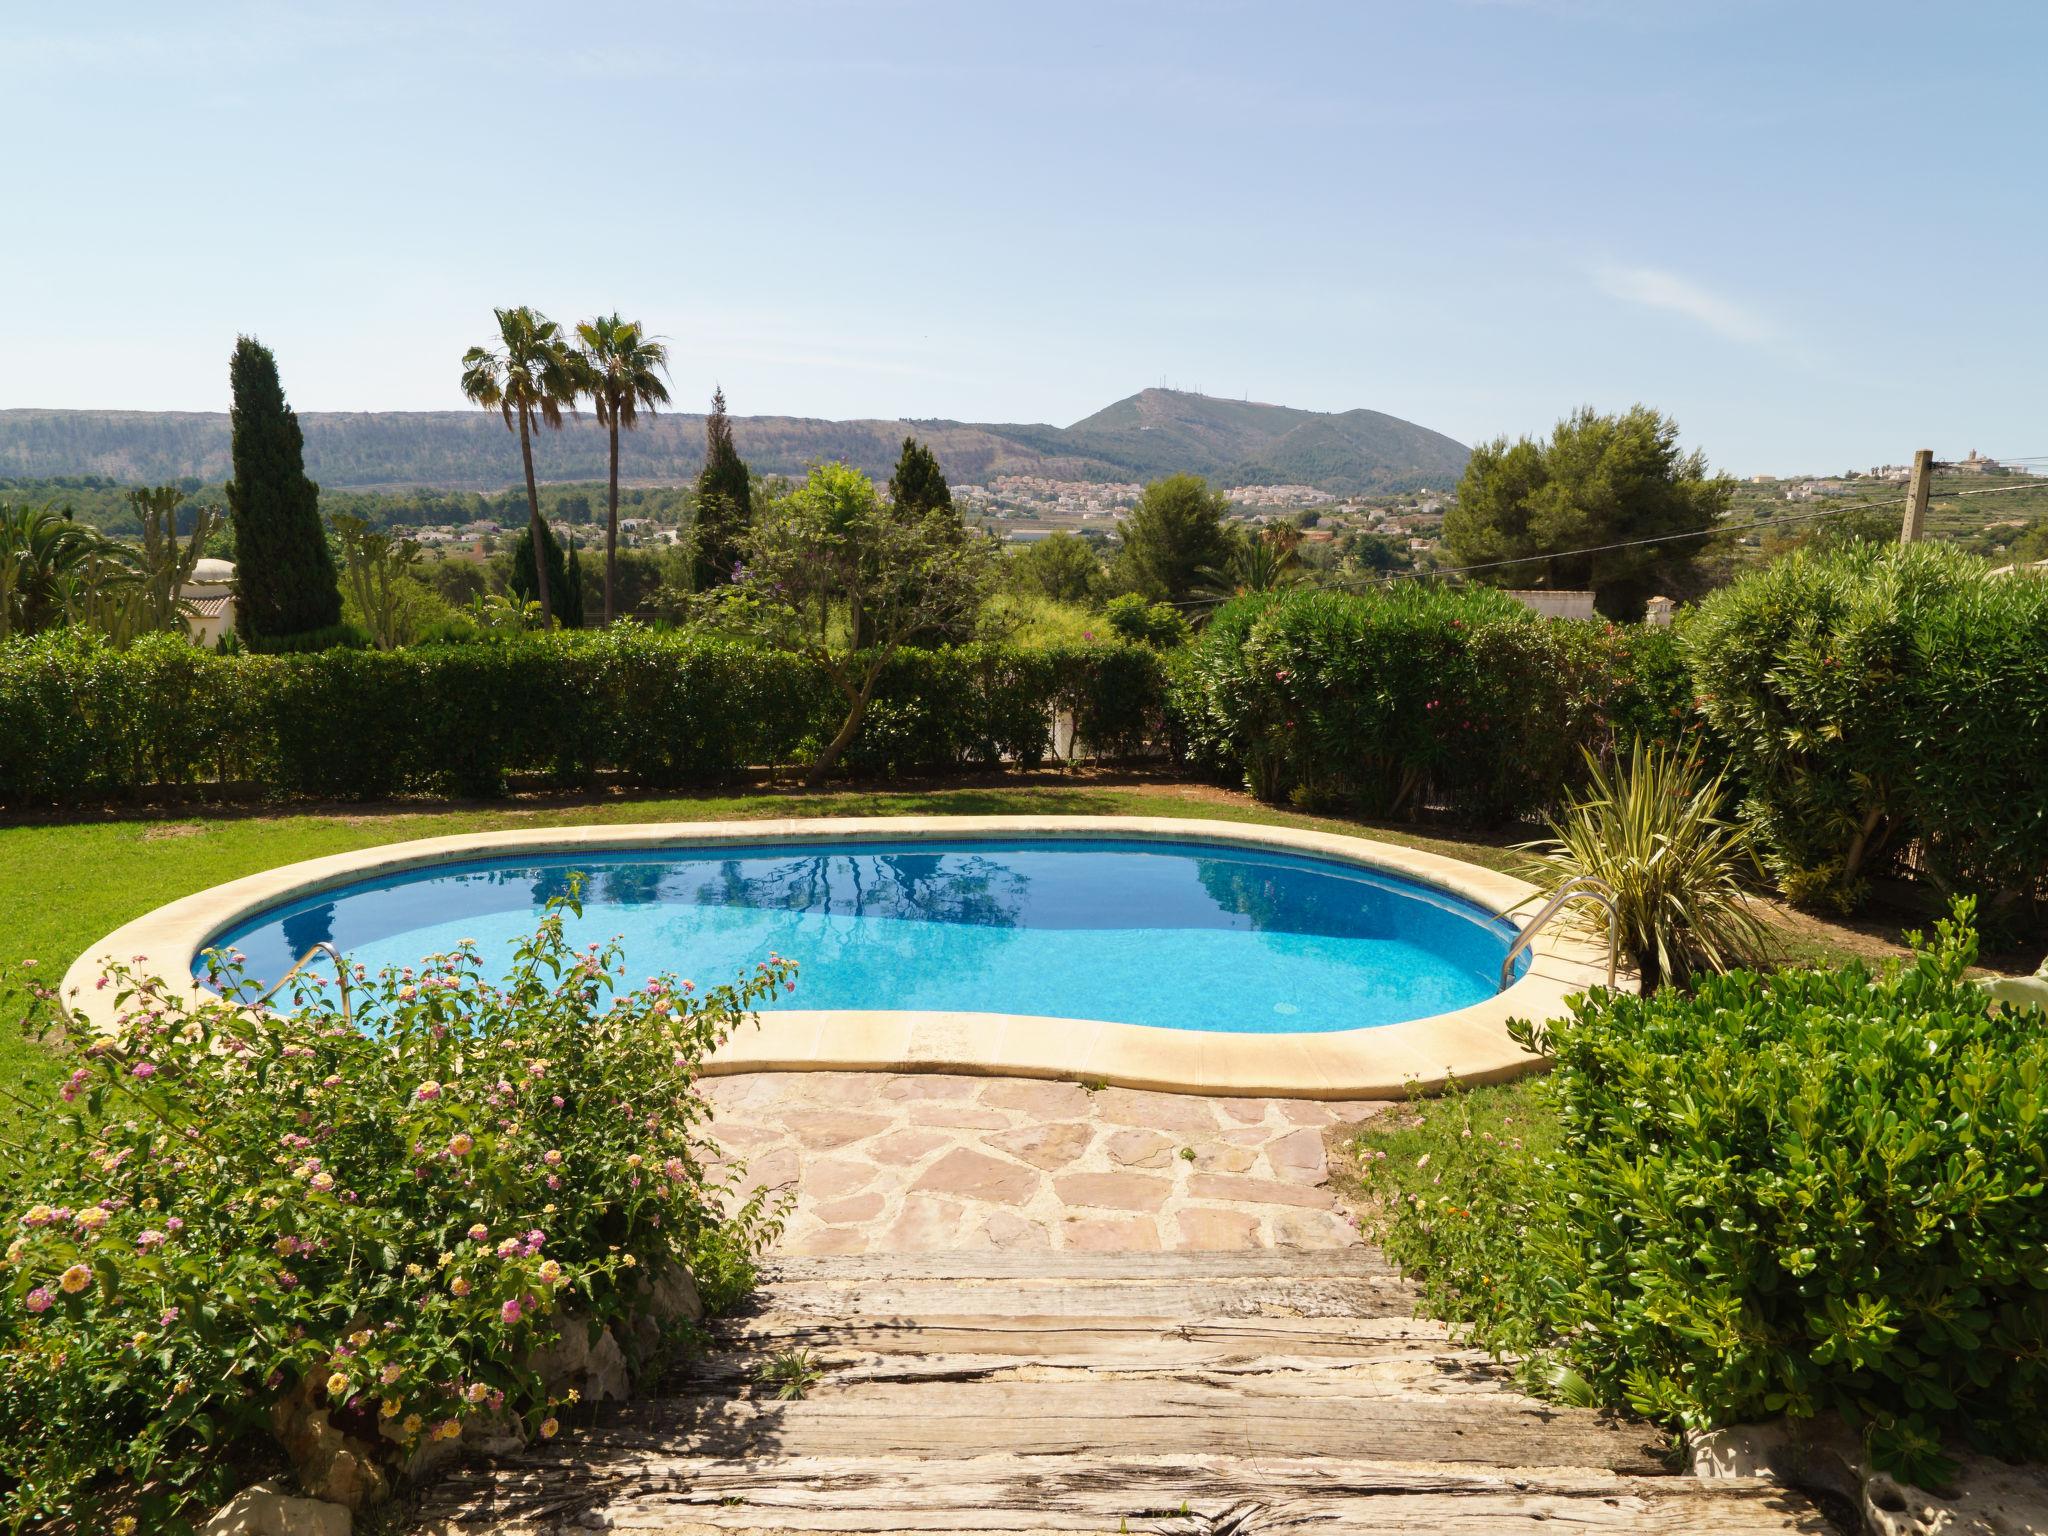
top-left (410, 1252), bottom-right (1831, 1535)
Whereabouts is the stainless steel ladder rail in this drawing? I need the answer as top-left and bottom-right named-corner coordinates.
top-left (1499, 876), bottom-right (1619, 992)
top-left (253, 941), bottom-right (353, 1025)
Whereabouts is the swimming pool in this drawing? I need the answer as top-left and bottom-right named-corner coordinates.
top-left (201, 836), bottom-right (1524, 1035)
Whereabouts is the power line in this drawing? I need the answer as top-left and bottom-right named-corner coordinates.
top-left (1368, 478), bottom-right (2048, 587)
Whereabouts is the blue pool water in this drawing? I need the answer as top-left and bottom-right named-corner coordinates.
top-left (202, 838), bottom-right (1521, 1034)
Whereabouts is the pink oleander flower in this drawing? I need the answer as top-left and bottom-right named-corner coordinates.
top-left (500, 1297), bottom-right (523, 1325)
top-left (415, 1080), bottom-right (442, 1102)
top-left (450, 1275), bottom-right (470, 1297)
top-left (448, 1133), bottom-right (474, 1157)
top-left (58, 1264), bottom-right (92, 1294)
top-left (24, 1288), bottom-right (53, 1314)
top-left (467, 1223), bottom-right (489, 1243)
top-left (542, 1149), bottom-right (563, 1167)
top-left (131, 1061), bottom-right (157, 1079)
top-left (160, 1307), bottom-right (180, 1326)
top-left (136, 1229), bottom-right (166, 1251)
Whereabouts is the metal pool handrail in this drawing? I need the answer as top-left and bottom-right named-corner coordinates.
top-left (1500, 876), bottom-right (1619, 992)
top-left (255, 941), bottom-right (352, 1026)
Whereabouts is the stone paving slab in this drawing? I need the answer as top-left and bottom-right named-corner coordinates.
top-left (702, 1071), bottom-right (1389, 1254)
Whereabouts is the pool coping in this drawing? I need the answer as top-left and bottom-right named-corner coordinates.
top-left (57, 815), bottom-right (1621, 1099)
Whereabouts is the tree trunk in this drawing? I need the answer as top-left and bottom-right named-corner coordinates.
top-left (605, 417), bottom-right (619, 627)
top-left (806, 670), bottom-right (881, 787)
top-left (1842, 799), bottom-right (1886, 885)
top-left (519, 411), bottom-right (553, 630)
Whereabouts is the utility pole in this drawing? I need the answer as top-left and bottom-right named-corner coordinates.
top-left (1899, 449), bottom-right (1933, 543)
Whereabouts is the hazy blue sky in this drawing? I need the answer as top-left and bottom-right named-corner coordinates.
top-left (6, 1), bottom-right (2044, 473)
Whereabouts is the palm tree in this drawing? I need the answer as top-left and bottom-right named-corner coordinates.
top-left (0, 503), bottom-right (136, 639)
top-left (460, 307), bottom-right (583, 629)
top-left (575, 315), bottom-right (671, 625)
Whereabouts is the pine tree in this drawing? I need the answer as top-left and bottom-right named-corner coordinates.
top-left (691, 388), bottom-right (753, 590)
top-left (227, 337), bottom-right (341, 642)
top-left (510, 517), bottom-right (585, 628)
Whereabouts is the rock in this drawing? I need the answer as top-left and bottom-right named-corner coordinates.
top-left (868, 1128), bottom-right (954, 1164)
top-left (526, 1313), bottom-right (631, 1404)
top-left (804, 1156), bottom-right (878, 1199)
top-left (1184, 1172), bottom-right (1335, 1209)
top-left (877, 1194), bottom-right (967, 1249)
top-left (1052, 1171), bottom-right (1172, 1212)
top-left (270, 1382), bottom-right (390, 1511)
top-left (200, 1480), bottom-right (352, 1536)
top-left (977, 1078), bottom-right (1093, 1117)
top-left (1102, 1128), bottom-right (1176, 1168)
top-left (983, 1210), bottom-right (1051, 1250)
top-left (781, 1108), bottom-right (892, 1149)
top-left (1091, 1087), bottom-right (1218, 1135)
top-left (814, 1192), bottom-right (887, 1224)
top-left (982, 1121), bottom-right (1093, 1171)
top-left (1691, 1415), bottom-right (2048, 1536)
top-left (880, 1073), bottom-right (983, 1101)
top-left (911, 1147), bottom-right (1041, 1205)
top-left (1060, 1214), bottom-right (1161, 1252)
top-left (1176, 1208), bottom-right (1264, 1249)
top-left (1265, 1127), bottom-right (1330, 1181)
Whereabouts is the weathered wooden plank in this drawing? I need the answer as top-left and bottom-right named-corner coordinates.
top-left (759, 1250), bottom-right (1406, 1283)
top-left (417, 1454), bottom-right (1829, 1534)
top-left (503, 1377), bottom-right (1672, 1469)
top-left (743, 1277), bottom-right (1416, 1323)
top-left (713, 1315), bottom-right (1454, 1355)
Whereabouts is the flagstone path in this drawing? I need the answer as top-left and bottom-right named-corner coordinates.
top-left (699, 1071), bottom-right (1382, 1257)
top-left (412, 1072), bottom-right (1831, 1535)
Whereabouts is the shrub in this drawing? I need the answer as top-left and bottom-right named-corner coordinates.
top-left (1169, 586), bottom-right (1636, 824)
top-left (1519, 739), bottom-right (1768, 991)
top-left (1685, 543), bottom-right (2048, 912)
top-left (1103, 593), bottom-right (1189, 649)
top-left (0, 631), bottom-right (1169, 804)
top-left (0, 903), bottom-right (792, 1529)
top-left (1373, 904), bottom-right (2048, 1485)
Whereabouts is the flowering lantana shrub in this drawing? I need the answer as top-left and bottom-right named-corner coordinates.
top-left (0, 901), bottom-right (793, 1530)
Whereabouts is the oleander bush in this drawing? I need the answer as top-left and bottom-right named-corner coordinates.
top-left (1168, 586), bottom-right (1637, 824)
top-left (0, 628), bottom-right (1171, 804)
top-left (1685, 543), bottom-right (2048, 913)
top-left (0, 902), bottom-right (793, 1530)
top-left (1372, 903), bottom-right (2048, 1486)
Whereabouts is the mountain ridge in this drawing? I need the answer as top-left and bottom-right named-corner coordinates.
top-left (0, 388), bottom-right (1469, 496)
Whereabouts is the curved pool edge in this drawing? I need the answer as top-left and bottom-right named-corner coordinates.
top-left (57, 815), bottom-right (1625, 1099)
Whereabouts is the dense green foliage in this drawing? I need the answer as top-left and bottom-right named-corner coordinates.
top-left (1113, 473), bottom-right (1233, 603)
top-left (1102, 593), bottom-right (1188, 649)
top-left (226, 338), bottom-right (342, 643)
top-left (886, 435), bottom-right (953, 517)
top-left (0, 904), bottom-right (787, 1528)
top-left (1685, 543), bottom-right (2048, 913)
top-left (691, 388), bottom-right (752, 591)
top-left (1444, 405), bottom-right (1732, 619)
top-left (1519, 740), bottom-right (1767, 990)
top-left (1371, 908), bottom-right (2048, 1485)
top-left (1004, 532), bottom-right (1107, 605)
top-left (0, 629), bottom-right (1168, 802)
top-left (1171, 586), bottom-right (1637, 824)
top-left (509, 519), bottom-right (587, 630)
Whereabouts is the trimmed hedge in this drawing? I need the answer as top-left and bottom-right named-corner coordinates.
top-left (1685, 543), bottom-right (2048, 911)
top-left (1168, 586), bottom-right (1654, 825)
top-left (0, 629), bottom-right (1170, 804)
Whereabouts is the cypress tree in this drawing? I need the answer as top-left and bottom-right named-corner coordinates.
top-left (887, 435), bottom-right (954, 519)
top-left (226, 336), bottom-right (341, 642)
top-left (510, 518), bottom-right (585, 628)
top-left (690, 387), bottom-right (753, 589)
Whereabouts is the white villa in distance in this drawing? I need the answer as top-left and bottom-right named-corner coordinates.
top-left (181, 557), bottom-right (236, 647)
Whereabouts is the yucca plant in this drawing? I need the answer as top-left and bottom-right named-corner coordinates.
top-left (1520, 738), bottom-right (1768, 991)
